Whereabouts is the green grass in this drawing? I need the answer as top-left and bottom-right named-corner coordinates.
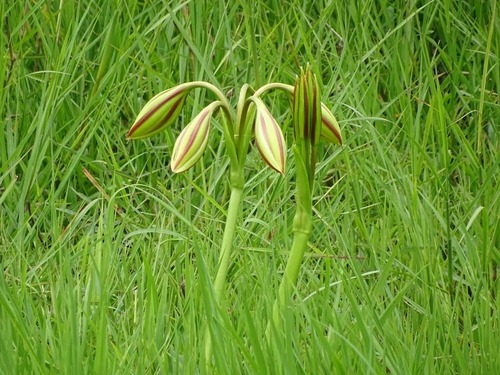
top-left (1, 0), bottom-right (498, 373)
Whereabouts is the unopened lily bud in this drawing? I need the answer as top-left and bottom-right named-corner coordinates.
top-left (253, 98), bottom-right (286, 175)
top-left (170, 102), bottom-right (220, 173)
top-left (320, 103), bottom-right (342, 145)
top-left (293, 65), bottom-right (321, 147)
top-left (127, 86), bottom-right (189, 140)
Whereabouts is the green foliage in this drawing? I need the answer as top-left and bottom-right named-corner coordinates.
top-left (1, 0), bottom-right (498, 373)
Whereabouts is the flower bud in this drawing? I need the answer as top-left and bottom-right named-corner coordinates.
top-left (127, 86), bottom-right (189, 140)
top-left (320, 103), bottom-right (343, 145)
top-left (170, 103), bottom-right (218, 173)
top-left (293, 66), bottom-right (321, 147)
top-left (253, 98), bottom-right (286, 174)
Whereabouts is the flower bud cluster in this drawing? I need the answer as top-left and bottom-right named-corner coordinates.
top-left (127, 72), bottom-right (342, 175)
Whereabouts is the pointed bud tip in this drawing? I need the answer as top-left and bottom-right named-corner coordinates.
top-left (320, 103), bottom-right (343, 146)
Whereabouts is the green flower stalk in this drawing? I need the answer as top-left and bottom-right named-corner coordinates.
top-left (126, 80), bottom-right (288, 369)
top-left (268, 65), bottom-right (343, 338)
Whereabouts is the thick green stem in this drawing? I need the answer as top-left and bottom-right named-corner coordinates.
top-left (213, 187), bottom-right (243, 295)
top-left (267, 146), bottom-right (312, 340)
top-left (204, 186), bottom-right (243, 367)
top-left (269, 228), bottom-right (310, 337)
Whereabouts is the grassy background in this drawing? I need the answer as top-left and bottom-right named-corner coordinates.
top-left (1, 0), bottom-right (498, 373)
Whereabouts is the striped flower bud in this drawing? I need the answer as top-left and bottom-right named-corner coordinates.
top-left (293, 65), bottom-right (321, 147)
top-left (320, 103), bottom-right (342, 145)
top-left (292, 65), bottom-right (322, 186)
top-left (170, 102), bottom-right (220, 173)
top-left (127, 86), bottom-right (189, 140)
top-left (253, 98), bottom-right (286, 175)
